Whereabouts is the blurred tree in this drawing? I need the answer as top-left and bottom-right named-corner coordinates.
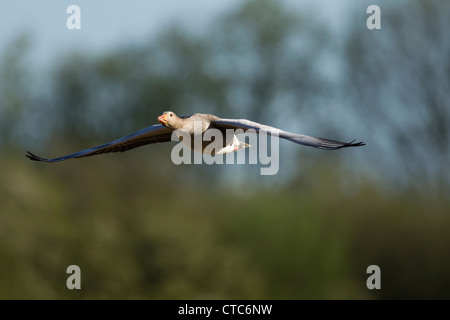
top-left (0, 35), bottom-right (33, 149)
top-left (343, 0), bottom-right (450, 194)
top-left (209, 0), bottom-right (326, 124)
top-left (48, 28), bottom-right (230, 148)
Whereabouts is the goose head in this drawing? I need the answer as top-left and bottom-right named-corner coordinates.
top-left (157, 111), bottom-right (181, 129)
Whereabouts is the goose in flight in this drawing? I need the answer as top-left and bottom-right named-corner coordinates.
top-left (25, 111), bottom-right (365, 162)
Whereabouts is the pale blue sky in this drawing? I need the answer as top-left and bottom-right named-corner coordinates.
top-left (0, 0), bottom-right (236, 67)
top-left (0, 0), bottom-right (355, 69)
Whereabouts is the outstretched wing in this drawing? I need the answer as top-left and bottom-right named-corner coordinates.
top-left (214, 119), bottom-right (365, 150)
top-left (26, 124), bottom-right (174, 163)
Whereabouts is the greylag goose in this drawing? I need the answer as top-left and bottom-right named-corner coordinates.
top-left (26, 111), bottom-right (365, 162)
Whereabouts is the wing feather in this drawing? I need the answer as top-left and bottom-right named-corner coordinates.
top-left (26, 124), bottom-right (174, 162)
top-left (214, 119), bottom-right (365, 150)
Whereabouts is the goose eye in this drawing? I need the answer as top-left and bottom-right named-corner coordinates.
top-left (170, 114), bottom-right (173, 117)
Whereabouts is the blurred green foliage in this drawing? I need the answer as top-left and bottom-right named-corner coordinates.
top-left (0, 0), bottom-right (449, 299)
top-left (1, 156), bottom-right (449, 299)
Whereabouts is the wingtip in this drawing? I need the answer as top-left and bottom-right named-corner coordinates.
top-left (25, 151), bottom-right (50, 162)
top-left (342, 139), bottom-right (365, 147)
top-left (348, 140), bottom-right (365, 147)
top-left (318, 138), bottom-right (366, 150)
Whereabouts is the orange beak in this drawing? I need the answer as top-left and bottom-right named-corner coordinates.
top-left (158, 114), bottom-right (168, 125)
